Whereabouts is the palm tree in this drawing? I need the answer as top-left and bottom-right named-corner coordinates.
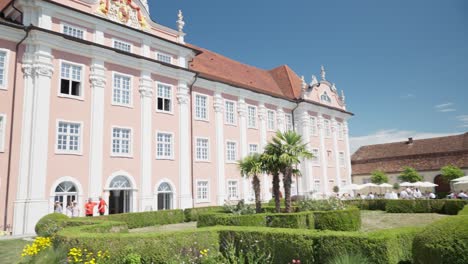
top-left (265, 130), bottom-right (313, 213)
top-left (238, 153), bottom-right (263, 213)
top-left (261, 152), bottom-right (282, 213)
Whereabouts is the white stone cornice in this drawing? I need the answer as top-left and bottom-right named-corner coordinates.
top-left (258, 103), bottom-right (267, 121)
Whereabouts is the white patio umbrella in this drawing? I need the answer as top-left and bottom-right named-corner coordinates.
top-left (421, 182), bottom-right (438, 188)
top-left (451, 176), bottom-right (468, 182)
top-left (412, 181), bottom-right (424, 187)
top-left (400, 182), bottom-right (414, 187)
top-left (379, 183), bottom-right (393, 188)
top-left (342, 184), bottom-right (364, 190)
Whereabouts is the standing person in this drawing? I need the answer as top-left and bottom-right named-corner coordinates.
top-left (98, 197), bottom-right (107, 216)
top-left (54, 201), bottom-right (63, 214)
top-left (71, 201), bottom-right (80, 218)
top-left (85, 198), bottom-right (97, 217)
top-left (66, 202), bottom-right (73, 217)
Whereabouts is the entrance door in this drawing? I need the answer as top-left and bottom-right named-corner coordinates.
top-left (434, 175), bottom-right (450, 196)
top-left (108, 175), bottom-right (133, 214)
top-left (157, 182), bottom-right (173, 210)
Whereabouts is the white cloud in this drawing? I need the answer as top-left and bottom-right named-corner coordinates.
top-left (400, 94), bottom-right (414, 99)
top-left (439, 108), bottom-right (456, 112)
top-left (434, 102), bottom-right (456, 112)
top-left (349, 129), bottom-right (460, 154)
top-left (435, 102), bottom-right (453, 108)
top-left (457, 115), bottom-right (468, 127)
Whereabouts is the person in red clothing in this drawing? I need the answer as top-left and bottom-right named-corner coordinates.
top-left (84, 198), bottom-right (97, 217)
top-left (98, 196), bottom-right (107, 216)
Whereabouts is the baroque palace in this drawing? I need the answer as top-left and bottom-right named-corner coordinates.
top-left (0, 0), bottom-right (353, 235)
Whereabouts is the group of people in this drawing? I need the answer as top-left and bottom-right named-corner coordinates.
top-left (352, 187), bottom-right (437, 200)
top-left (448, 190), bottom-right (468, 200)
top-left (53, 197), bottom-right (108, 217)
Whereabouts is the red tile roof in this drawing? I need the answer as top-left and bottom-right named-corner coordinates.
top-left (352, 133), bottom-right (468, 175)
top-left (188, 45), bottom-right (302, 100)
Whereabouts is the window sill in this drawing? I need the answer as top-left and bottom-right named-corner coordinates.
top-left (248, 127), bottom-right (258, 130)
top-left (194, 118), bottom-right (210, 123)
top-left (195, 160), bottom-right (211, 163)
top-left (110, 154), bottom-right (133, 159)
top-left (224, 123), bottom-right (237, 127)
top-left (196, 200), bottom-right (210, 204)
top-left (155, 110), bottom-right (174, 115)
top-left (58, 94), bottom-right (85, 101)
top-left (0, 86), bottom-right (7, 91)
top-left (112, 103), bottom-right (134, 109)
top-left (226, 161), bottom-right (238, 164)
top-left (55, 151), bottom-right (83, 156)
top-left (156, 157), bottom-right (175, 160)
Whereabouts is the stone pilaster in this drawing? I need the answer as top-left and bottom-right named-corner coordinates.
top-left (214, 91), bottom-right (226, 205)
top-left (139, 71), bottom-right (153, 211)
top-left (177, 80), bottom-right (192, 208)
top-left (318, 115), bottom-right (329, 195)
top-left (343, 121), bottom-right (352, 184)
top-left (237, 97), bottom-right (248, 200)
top-left (331, 118), bottom-right (342, 187)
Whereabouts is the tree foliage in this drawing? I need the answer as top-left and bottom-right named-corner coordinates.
top-left (441, 164), bottom-right (464, 183)
top-left (398, 166), bottom-right (423, 183)
top-left (371, 170), bottom-right (389, 184)
top-left (238, 153), bottom-right (263, 213)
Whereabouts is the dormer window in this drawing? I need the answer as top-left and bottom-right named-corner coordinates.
top-left (321, 92), bottom-right (331, 103)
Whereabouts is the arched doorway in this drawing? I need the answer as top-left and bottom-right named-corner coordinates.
top-left (108, 175), bottom-right (133, 214)
top-left (157, 182), bottom-right (173, 210)
top-left (54, 181), bottom-right (78, 213)
top-left (434, 174), bottom-right (450, 195)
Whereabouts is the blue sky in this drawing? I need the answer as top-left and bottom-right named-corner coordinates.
top-left (149, 0), bottom-right (468, 151)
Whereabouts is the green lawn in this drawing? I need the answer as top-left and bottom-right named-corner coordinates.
top-left (0, 238), bottom-right (30, 264)
top-left (360, 210), bottom-right (449, 232)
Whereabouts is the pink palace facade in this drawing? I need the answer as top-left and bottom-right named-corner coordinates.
top-left (0, 0), bottom-right (353, 235)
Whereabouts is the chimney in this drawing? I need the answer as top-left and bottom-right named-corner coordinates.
top-left (407, 137), bottom-right (413, 144)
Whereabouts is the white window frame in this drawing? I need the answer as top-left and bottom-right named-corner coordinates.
top-left (0, 49), bottom-right (9, 90)
top-left (321, 92), bottom-right (331, 103)
top-left (224, 99), bottom-right (237, 126)
top-left (227, 180), bottom-right (239, 200)
top-left (339, 151), bottom-right (345, 167)
top-left (155, 82), bottom-right (173, 114)
top-left (55, 119), bottom-right (83, 155)
top-left (156, 51), bottom-right (173, 64)
top-left (247, 105), bottom-right (257, 129)
top-left (313, 180), bottom-right (321, 192)
top-left (110, 126), bottom-right (133, 158)
top-left (311, 148), bottom-right (320, 166)
top-left (324, 119), bottom-right (331, 138)
top-left (195, 137), bottom-right (210, 162)
top-left (327, 149), bottom-right (333, 166)
top-left (156, 131), bottom-right (174, 160)
top-left (338, 122), bottom-right (344, 140)
top-left (226, 140), bottom-right (238, 163)
top-left (0, 114), bottom-right (6, 152)
top-left (285, 113), bottom-right (293, 131)
top-left (61, 23), bottom-right (85, 40)
top-left (58, 60), bottom-right (85, 100)
top-left (112, 38), bottom-right (132, 53)
top-left (310, 116), bottom-right (318, 136)
top-left (196, 180), bottom-right (210, 203)
top-left (112, 72), bottom-right (133, 108)
top-left (194, 93), bottom-right (209, 121)
top-left (248, 143), bottom-right (259, 155)
top-left (267, 110), bottom-right (275, 131)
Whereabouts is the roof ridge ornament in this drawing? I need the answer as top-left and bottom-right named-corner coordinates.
top-left (320, 65), bottom-right (326, 81)
top-left (301, 76), bottom-right (307, 91)
top-left (177, 10), bottom-right (185, 32)
top-left (310, 75), bottom-right (318, 86)
top-left (341, 90), bottom-right (346, 103)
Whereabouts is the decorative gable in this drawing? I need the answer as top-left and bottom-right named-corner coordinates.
top-left (97, 0), bottom-right (148, 29)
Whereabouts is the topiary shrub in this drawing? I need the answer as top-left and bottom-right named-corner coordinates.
top-left (197, 213), bottom-right (266, 228)
top-left (96, 209), bottom-right (185, 228)
top-left (183, 206), bottom-right (224, 222)
top-left (313, 207), bottom-right (361, 231)
top-left (266, 212), bottom-right (313, 229)
top-left (442, 200), bottom-right (467, 215)
top-left (412, 215), bottom-right (468, 264)
top-left (35, 213), bottom-right (69, 236)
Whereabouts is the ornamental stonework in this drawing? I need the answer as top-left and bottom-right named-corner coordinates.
top-left (98, 0), bottom-right (148, 29)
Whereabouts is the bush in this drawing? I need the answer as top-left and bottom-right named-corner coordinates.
top-left (266, 212), bottom-right (313, 229)
top-left (223, 200), bottom-right (256, 215)
top-left (35, 213), bottom-right (69, 236)
top-left (385, 199), bottom-right (467, 214)
top-left (298, 198), bottom-right (347, 212)
top-left (343, 199), bottom-right (386, 211)
top-left (183, 206), bottom-right (224, 222)
top-left (262, 206), bottom-right (298, 213)
top-left (458, 205), bottom-right (468, 215)
top-left (313, 207), bottom-right (361, 231)
top-left (197, 213), bottom-right (266, 228)
top-left (96, 209), bottom-right (185, 228)
top-left (413, 215), bottom-right (468, 264)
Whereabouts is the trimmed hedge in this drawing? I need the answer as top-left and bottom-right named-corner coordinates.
top-left (262, 205), bottom-right (299, 213)
top-left (197, 209), bottom-right (360, 231)
top-left (458, 205), bottom-right (468, 215)
top-left (95, 209), bottom-right (185, 228)
top-left (183, 206), bottom-right (224, 222)
top-left (197, 213), bottom-right (267, 228)
top-left (266, 212), bottom-right (313, 229)
top-left (313, 207), bottom-right (361, 231)
top-left (385, 199), bottom-right (467, 214)
top-left (35, 213), bottom-right (69, 236)
top-left (413, 215), bottom-right (468, 264)
top-left (343, 199), bottom-right (387, 211)
top-left (218, 226), bottom-right (420, 264)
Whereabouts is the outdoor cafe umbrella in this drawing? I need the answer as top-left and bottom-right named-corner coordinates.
top-left (421, 182), bottom-right (438, 188)
top-left (378, 183), bottom-right (393, 194)
top-left (400, 182), bottom-right (414, 187)
top-left (362, 182), bottom-right (378, 193)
